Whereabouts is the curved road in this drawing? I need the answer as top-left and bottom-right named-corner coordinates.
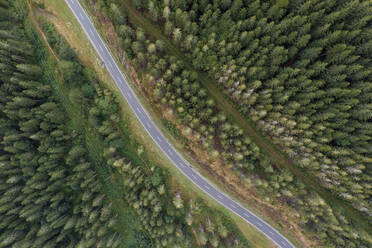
top-left (65, 1), bottom-right (295, 247)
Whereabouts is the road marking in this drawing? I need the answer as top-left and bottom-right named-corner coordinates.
top-left (269, 230), bottom-right (274, 235)
top-left (127, 93), bottom-right (132, 99)
top-left (118, 77), bottom-right (125, 84)
top-left (78, 12), bottom-right (84, 19)
top-left (88, 27), bottom-right (94, 35)
top-left (156, 136), bottom-right (162, 142)
top-left (191, 174), bottom-right (197, 180)
top-left (146, 121), bottom-right (151, 127)
top-left (108, 61), bottom-right (113, 68)
top-left (230, 203), bottom-right (237, 209)
top-left (217, 194), bottom-right (223, 199)
top-left (203, 184), bottom-right (210, 190)
top-left (135, 106), bottom-right (141, 113)
top-left (244, 213), bottom-right (252, 219)
top-left (98, 45), bottom-right (104, 52)
top-left (167, 149), bottom-right (173, 155)
top-left (256, 222), bottom-right (263, 227)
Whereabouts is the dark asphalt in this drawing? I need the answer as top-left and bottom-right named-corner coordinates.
top-left (65, 1), bottom-right (295, 247)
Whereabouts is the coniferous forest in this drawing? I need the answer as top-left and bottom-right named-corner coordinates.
top-left (1, 0), bottom-right (372, 247)
top-left (0, 1), bottom-right (253, 247)
top-left (89, 0), bottom-right (372, 247)
top-left (149, 0), bottom-right (372, 215)
top-left (0, 2), bottom-right (124, 247)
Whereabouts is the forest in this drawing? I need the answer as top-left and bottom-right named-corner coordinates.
top-left (147, 0), bottom-right (372, 217)
top-left (90, 0), bottom-right (372, 247)
top-left (0, 0), bottom-right (254, 247)
top-left (0, 3), bottom-right (122, 246)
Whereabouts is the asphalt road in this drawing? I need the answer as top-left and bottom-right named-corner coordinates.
top-left (65, 1), bottom-right (295, 247)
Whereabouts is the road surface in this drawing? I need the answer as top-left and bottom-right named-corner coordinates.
top-left (65, 1), bottom-right (295, 247)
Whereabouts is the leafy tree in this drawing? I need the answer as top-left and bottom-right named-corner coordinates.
top-left (58, 60), bottom-right (81, 82)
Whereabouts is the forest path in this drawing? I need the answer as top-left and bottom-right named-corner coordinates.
top-left (117, 0), bottom-right (370, 230)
